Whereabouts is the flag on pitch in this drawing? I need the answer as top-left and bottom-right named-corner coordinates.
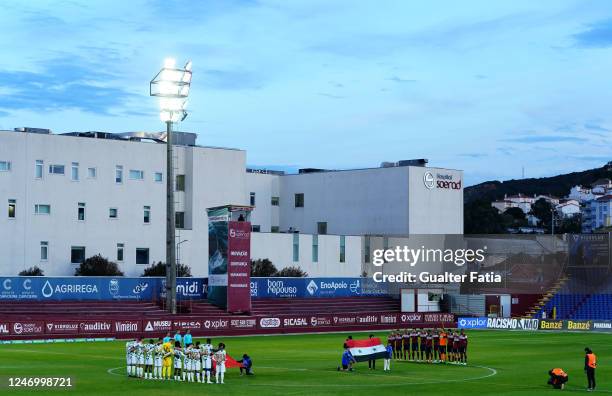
top-left (346, 338), bottom-right (387, 362)
top-left (212, 354), bottom-right (242, 370)
top-left (226, 354), bottom-right (241, 368)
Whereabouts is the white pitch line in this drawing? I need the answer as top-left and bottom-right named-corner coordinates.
top-left (107, 364), bottom-right (498, 387)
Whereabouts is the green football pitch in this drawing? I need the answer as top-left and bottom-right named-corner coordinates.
top-left (0, 330), bottom-right (610, 395)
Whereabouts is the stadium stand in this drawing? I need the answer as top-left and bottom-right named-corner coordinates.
top-left (250, 296), bottom-right (399, 315)
top-left (183, 296), bottom-right (400, 316)
top-left (0, 301), bottom-right (168, 319)
top-left (534, 267), bottom-right (612, 320)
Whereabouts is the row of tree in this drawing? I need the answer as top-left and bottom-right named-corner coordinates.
top-left (17, 257), bottom-right (307, 277)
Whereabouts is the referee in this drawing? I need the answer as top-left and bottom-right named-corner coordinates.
top-left (584, 347), bottom-right (597, 391)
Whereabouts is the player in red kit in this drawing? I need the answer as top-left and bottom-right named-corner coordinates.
top-left (432, 329), bottom-right (440, 363)
top-left (419, 328), bottom-right (427, 362)
top-left (410, 329), bottom-right (419, 361)
top-left (425, 331), bottom-right (433, 363)
top-left (458, 330), bottom-right (468, 365)
top-left (402, 330), bottom-right (410, 360)
top-left (393, 330), bottom-right (402, 359)
top-left (387, 331), bottom-right (396, 360)
top-left (451, 331), bottom-right (460, 363)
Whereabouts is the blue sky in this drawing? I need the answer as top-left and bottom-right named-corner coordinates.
top-left (0, 0), bottom-right (611, 185)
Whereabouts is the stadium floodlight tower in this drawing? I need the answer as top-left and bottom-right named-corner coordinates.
top-left (150, 58), bottom-right (192, 314)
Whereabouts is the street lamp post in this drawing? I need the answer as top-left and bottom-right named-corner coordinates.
top-left (150, 58), bottom-right (192, 314)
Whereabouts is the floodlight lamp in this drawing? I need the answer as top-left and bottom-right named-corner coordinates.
top-left (151, 58), bottom-right (192, 123)
top-left (164, 58), bottom-right (176, 69)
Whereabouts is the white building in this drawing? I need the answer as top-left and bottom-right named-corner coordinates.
top-left (491, 194), bottom-right (535, 214)
top-left (0, 129), bottom-right (463, 277)
top-left (568, 185), bottom-right (597, 203)
top-left (555, 199), bottom-right (580, 218)
top-left (247, 164), bottom-right (464, 236)
top-left (492, 193), bottom-right (561, 223)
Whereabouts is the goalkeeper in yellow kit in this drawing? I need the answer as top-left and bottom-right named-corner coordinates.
top-left (162, 341), bottom-right (173, 380)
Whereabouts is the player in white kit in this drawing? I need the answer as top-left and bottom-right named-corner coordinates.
top-left (213, 343), bottom-right (227, 384)
top-left (135, 338), bottom-right (145, 378)
top-left (144, 339), bottom-right (155, 379)
top-left (201, 338), bottom-right (214, 384)
top-left (154, 338), bottom-right (164, 380)
top-left (184, 344), bottom-right (193, 382)
top-left (126, 339), bottom-right (136, 377)
top-left (192, 342), bottom-right (202, 383)
top-left (173, 341), bottom-right (184, 381)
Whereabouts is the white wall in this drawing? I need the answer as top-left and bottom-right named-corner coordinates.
top-left (408, 166), bottom-right (463, 234)
top-left (250, 232), bottom-right (362, 277)
top-left (245, 172), bottom-right (279, 232)
top-left (278, 167), bottom-right (411, 235)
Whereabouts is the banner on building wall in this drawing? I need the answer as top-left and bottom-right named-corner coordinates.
top-left (0, 276), bottom-right (386, 301)
top-left (0, 277), bottom-right (205, 301)
top-left (159, 278), bottom-right (207, 300)
top-left (0, 277), bottom-right (154, 301)
top-left (249, 277), bottom-right (389, 299)
top-left (227, 221), bottom-right (252, 313)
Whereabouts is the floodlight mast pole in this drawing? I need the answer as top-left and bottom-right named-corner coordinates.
top-left (166, 119), bottom-right (177, 314)
top-left (150, 58), bottom-right (192, 315)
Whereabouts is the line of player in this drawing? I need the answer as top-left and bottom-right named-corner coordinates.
top-left (387, 328), bottom-right (468, 365)
top-left (125, 337), bottom-right (228, 384)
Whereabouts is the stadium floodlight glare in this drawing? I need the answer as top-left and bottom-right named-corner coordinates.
top-left (150, 58), bottom-right (192, 122)
top-left (150, 58), bottom-right (193, 315)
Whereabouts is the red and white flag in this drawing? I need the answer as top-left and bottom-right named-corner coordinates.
top-left (346, 338), bottom-right (387, 362)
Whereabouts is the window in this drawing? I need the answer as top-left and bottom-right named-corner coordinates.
top-left (271, 196), bottom-right (280, 206)
top-left (143, 206), bottom-right (151, 224)
top-left (77, 202), bottom-right (85, 221)
top-left (294, 193), bottom-right (304, 208)
top-left (251, 225), bottom-right (261, 232)
top-left (293, 233), bottom-right (299, 262)
top-left (87, 167), bottom-right (97, 179)
top-left (250, 192), bottom-right (256, 206)
top-left (49, 164), bottom-right (65, 175)
top-left (364, 236), bottom-right (371, 263)
top-left (0, 161), bottom-right (10, 171)
top-left (129, 169), bottom-right (144, 180)
top-left (109, 208), bottom-right (118, 219)
top-left (154, 172), bottom-right (163, 182)
top-left (40, 241), bottom-right (48, 261)
top-left (136, 248), bottom-right (149, 265)
top-left (115, 165), bottom-right (123, 183)
top-left (175, 211), bottom-right (185, 229)
top-left (340, 235), bottom-right (346, 263)
top-left (312, 234), bottom-right (319, 262)
top-left (175, 174), bottom-right (185, 191)
top-left (117, 243), bottom-right (124, 262)
top-left (34, 204), bottom-right (51, 215)
top-left (8, 199), bottom-right (16, 218)
top-left (71, 162), bottom-right (79, 181)
top-left (317, 222), bottom-right (327, 235)
top-left (71, 246), bottom-right (85, 264)
top-left (35, 160), bottom-right (43, 179)
top-left (271, 226), bottom-right (280, 233)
